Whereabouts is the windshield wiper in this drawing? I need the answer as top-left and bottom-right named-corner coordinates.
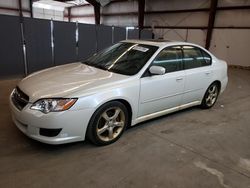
top-left (83, 61), bottom-right (108, 71)
top-left (82, 61), bottom-right (91, 65)
top-left (97, 65), bottom-right (108, 71)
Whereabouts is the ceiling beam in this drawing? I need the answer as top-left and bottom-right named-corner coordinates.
top-left (86, 0), bottom-right (99, 7)
top-left (205, 0), bottom-right (218, 50)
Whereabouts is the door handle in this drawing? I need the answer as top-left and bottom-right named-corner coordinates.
top-left (205, 72), bottom-right (211, 75)
top-left (176, 77), bottom-right (183, 81)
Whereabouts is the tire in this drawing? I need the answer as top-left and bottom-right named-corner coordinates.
top-left (86, 101), bottom-right (129, 146)
top-left (201, 82), bottom-right (220, 109)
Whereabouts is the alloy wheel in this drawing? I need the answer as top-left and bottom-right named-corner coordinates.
top-left (96, 107), bottom-right (125, 142)
top-left (205, 85), bottom-right (218, 107)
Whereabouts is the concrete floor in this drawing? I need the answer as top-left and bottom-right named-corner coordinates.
top-left (0, 68), bottom-right (250, 188)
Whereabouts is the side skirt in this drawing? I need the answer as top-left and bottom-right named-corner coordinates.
top-left (132, 101), bottom-right (201, 126)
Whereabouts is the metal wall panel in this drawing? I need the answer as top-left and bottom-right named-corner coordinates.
top-left (0, 15), bottom-right (24, 78)
top-left (53, 21), bottom-right (77, 65)
top-left (113, 27), bottom-right (126, 43)
top-left (24, 18), bottom-right (52, 73)
top-left (96, 25), bottom-right (112, 51)
top-left (210, 29), bottom-right (250, 66)
top-left (128, 29), bottom-right (139, 39)
top-left (140, 29), bottom-right (153, 39)
top-left (78, 23), bottom-right (97, 60)
top-left (0, 15), bottom-right (135, 78)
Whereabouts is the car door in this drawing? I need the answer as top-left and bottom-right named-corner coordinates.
top-left (181, 45), bottom-right (213, 105)
top-left (138, 46), bottom-right (185, 117)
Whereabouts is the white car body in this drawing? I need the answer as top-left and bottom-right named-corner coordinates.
top-left (9, 40), bottom-right (228, 144)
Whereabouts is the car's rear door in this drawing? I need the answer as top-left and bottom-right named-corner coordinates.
top-left (181, 45), bottom-right (213, 105)
top-left (138, 46), bottom-right (185, 117)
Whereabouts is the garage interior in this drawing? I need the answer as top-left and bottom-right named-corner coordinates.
top-left (0, 0), bottom-right (250, 187)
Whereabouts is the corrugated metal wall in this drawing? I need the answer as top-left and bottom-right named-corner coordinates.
top-left (0, 0), bottom-right (31, 17)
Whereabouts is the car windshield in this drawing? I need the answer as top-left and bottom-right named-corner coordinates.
top-left (83, 42), bottom-right (158, 75)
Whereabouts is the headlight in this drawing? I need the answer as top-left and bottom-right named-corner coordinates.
top-left (30, 98), bottom-right (77, 114)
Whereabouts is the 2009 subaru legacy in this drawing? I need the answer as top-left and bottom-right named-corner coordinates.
top-left (10, 40), bottom-right (228, 146)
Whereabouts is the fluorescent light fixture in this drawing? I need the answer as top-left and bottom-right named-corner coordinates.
top-left (126, 26), bottom-right (135, 30)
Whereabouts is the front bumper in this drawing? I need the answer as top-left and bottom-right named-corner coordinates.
top-left (9, 93), bottom-right (94, 145)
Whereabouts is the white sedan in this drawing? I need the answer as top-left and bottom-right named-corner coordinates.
top-left (10, 40), bottom-right (228, 145)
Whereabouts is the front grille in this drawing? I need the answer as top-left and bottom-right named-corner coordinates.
top-left (12, 87), bottom-right (29, 110)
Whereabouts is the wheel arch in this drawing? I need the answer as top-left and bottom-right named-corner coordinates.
top-left (200, 80), bottom-right (221, 109)
top-left (92, 98), bottom-right (133, 126)
top-left (201, 80), bottom-right (221, 102)
top-left (212, 80), bottom-right (221, 93)
top-left (86, 98), bottom-right (133, 145)
top-left (203, 80), bottom-right (221, 97)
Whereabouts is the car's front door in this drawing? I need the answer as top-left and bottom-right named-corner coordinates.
top-left (138, 46), bottom-right (185, 117)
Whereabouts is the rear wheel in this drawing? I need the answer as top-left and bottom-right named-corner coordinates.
top-left (87, 101), bottom-right (128, 146)
top-left (201, 83), bottom-right (219, 109)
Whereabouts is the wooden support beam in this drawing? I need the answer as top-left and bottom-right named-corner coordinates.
top-left (29, 0), bottom-right (33, 18)
top-left (65, 14), bottom-right (94, 18)
top-left (138, 0), bottom-right (145, 28)
top-left (146, 8), bottom-right (209, 14)
top-left (214, 26), bottom-right (250, 29)
top-left (217, 5), bottom-right (250, 10)
top-left (86, 0), bottom-right (100, 24)
top-left (138, 0), bottom-right (145, 38)
top-left (94, 3), bottom-right (100, 24)
top-left (68, 7), bottom-right (71, 22)
top-left (143, 26), bottom-right (207, 29)
top-left (0, 6), bottom-right (30, 13)
top-left (205, 0), bottom-right (218, 50)
top-left (18, 0), bottom-right (23, 18)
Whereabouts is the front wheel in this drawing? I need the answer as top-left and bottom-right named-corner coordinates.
top-left (201, 83), bottom-right (219, 109)
top-left (86, 101), bottom-right (129, 146)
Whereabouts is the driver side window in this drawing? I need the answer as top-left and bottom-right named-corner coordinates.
top-left (152, 46), bottom-right (183, 73)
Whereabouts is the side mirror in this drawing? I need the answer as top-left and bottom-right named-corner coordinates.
top-left (149, 65), bottom-right (166, 75)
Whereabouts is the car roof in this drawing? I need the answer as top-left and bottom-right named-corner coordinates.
top-left (121, 39), bottom-right (202, 48)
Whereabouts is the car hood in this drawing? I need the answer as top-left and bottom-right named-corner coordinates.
top-left (18, 62), bottom-right (128, 102)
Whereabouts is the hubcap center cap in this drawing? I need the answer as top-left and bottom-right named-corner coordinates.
top-left (108, 120), bottom-right (115, 127)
